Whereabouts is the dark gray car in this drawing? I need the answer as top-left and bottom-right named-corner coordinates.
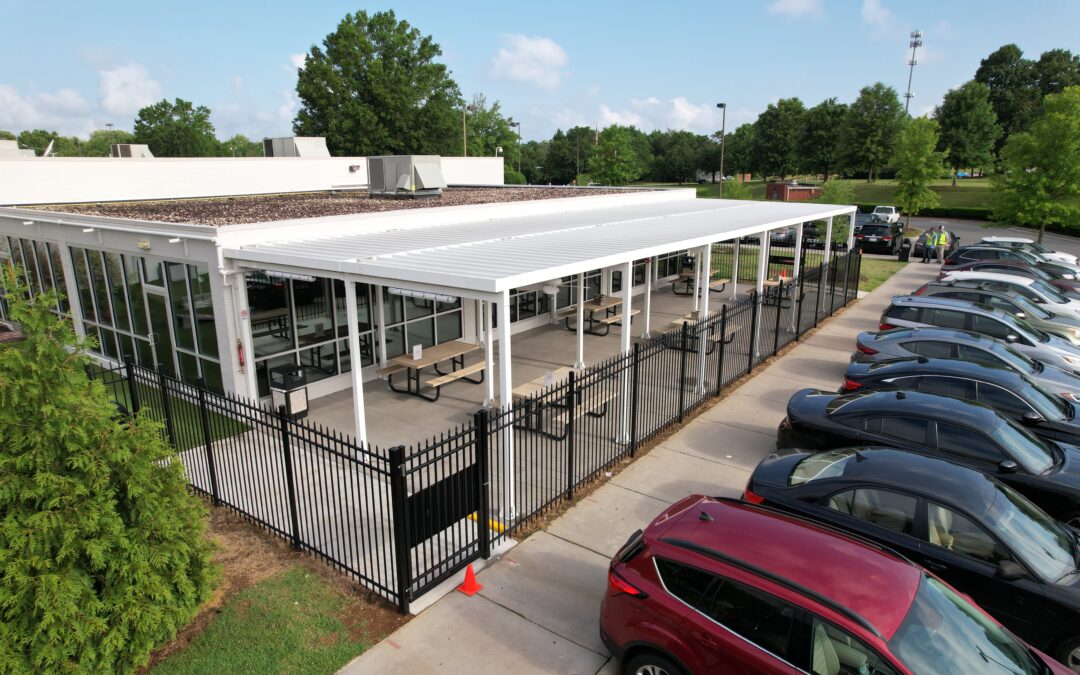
top-left (853, 327), bottom-right (1080, 399)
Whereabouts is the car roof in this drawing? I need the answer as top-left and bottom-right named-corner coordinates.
top-left (826, 388), bottom-right (1003, 429)
top-left (923, 280), bottom-right (1029, 299)
top-left (855, 356), bottom-right (1023, 384)
top-left (657, 498), bottom-right (922, 639)
top-left (870, 326), bottom-right (994, 344)
top-left (982, 236), bottom-right (1033, 244)
top-left (834, 448), bottom-right (1000, 515)
top-left (890, 294), bottom-right (1006, 316)
top-left (940, 271), bottom-right (1035, 286)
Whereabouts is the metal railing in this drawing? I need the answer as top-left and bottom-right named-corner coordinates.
top-left (90, 251), bottom-right (862, 614)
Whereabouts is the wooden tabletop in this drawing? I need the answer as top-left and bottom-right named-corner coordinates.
top-left (512, 366), bottom-right (579, 401)
top-left (762, 279), bottom-right (782, 287)
top-left (583, 296), bottom-right (623, 312)
top-left (390, 340), bottom-right (479, 369)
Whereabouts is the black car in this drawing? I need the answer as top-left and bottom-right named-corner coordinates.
top-left (777, 388), bottom-right (1080, 525)
top-left (842, 356), bottom-right (1080, 444)
top-left (854, 221), bottom-right (903, 254)
top-left (745, 447), bottom-right (1080, 667)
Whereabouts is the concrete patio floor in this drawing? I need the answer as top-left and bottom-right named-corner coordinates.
top-left (306, 284), bottom-right (751, 448)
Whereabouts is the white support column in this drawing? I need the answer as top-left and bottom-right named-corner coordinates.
top-left (642, 258), bottom-right (653, 338)
top-left (822, 216), bottom-right (835, 292)
top-left (731, 238), bottom-right (741, 301)
top-left (754, 230), bottom-right (770, 357)
top-left (234, 271), bottom-right (258, 399)
top-left (846, 209), bottom-right (856, 252)
top-left (497, 291), bottom-right (515, 518)
top-left (692, 252), bottom-right (702, 312)
top-left (575, 272), bottom-right (585, 369)
top-left (619, 260), bottom-right (633, 444)
top-left (601, 267), bottom-right (611, 296)
top-left (697, 243), bottom-right (712, 394)
top-left (483, 300), bottom-right (495, 407)
top-left (344, 280), bottom-right (368, 444)
top-left (792, 223), bottom-right (805, 331)
top-left (375, 284), bottom-right (388, 368)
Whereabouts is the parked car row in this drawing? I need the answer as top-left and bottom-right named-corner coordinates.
top-left (600, 236), bottom-right (1080, 674)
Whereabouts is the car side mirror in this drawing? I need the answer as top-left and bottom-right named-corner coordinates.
top-left (998, 459), bottom-right (1019, 473)
top-left (1021, 411), bottom-right (1045, 425)
top-left (1005, 334), bottom-right (1020, 344)
top-left (994, 560), bottom-right (1028, 581)
top-left (1015, 312), bottom-right (1027, 319)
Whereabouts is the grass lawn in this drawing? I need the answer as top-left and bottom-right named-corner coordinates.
top-left (859, 258), bottom-right (908, 293)
top-left (148, 507), bottom-right (404, 675)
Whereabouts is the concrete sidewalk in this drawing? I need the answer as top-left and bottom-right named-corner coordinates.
top-left (341, 261), bottom-right (941, 675)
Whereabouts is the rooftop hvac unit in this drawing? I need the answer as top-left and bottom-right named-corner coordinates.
top-left (109, 144), bottom-right (154, 158)
top-left (367, 155), bottom-right (446, 199)
top-left (262, 136), bottom-right (330, 157)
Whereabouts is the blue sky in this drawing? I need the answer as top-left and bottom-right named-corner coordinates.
top-left (1, 0), bottom-right (1077, 142)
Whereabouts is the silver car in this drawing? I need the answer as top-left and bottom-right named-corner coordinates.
top-left (880, 295), bottom-right (1080, 374)
top-left (853, 327), bottom-right (1080, 399)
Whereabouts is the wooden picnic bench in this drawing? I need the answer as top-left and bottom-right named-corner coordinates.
top-left (386, 340), bottom-right (485, 402)
top-left (663, 316), bottom-right (741, 355)
top-left (671, 275), bottom-right (731, 296)
top-left (561, 296), bottom-right (636, 336)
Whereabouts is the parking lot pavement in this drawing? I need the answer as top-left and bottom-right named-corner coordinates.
top-left (339, 260), bottom-right (941, 675)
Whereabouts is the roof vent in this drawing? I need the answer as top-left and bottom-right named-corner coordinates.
top-left (367, 155), bottom-right (446, 199)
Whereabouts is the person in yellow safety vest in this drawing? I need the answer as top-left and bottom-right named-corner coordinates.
top-left (920, 226), bottom-right (937, 263)
top-left (933, 226), bottom-right (949, 263)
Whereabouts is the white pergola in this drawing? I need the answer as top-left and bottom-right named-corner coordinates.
top-left (223, 197), bottom-right (856, 513)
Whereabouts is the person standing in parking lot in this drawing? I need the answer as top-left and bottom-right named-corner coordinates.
top-left (934, 226), bottom-right (948, 264)
top-left (921, 226), bottom-right (936, 263)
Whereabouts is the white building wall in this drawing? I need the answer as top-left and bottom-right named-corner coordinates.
top-left (0, 157), bottom-right (505, 206)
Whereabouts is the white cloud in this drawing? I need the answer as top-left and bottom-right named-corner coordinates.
top-left (0, 85), bottom-right (96, 136)
top-left (768, 0), bottom-right (822, 17)
top-left (290, 53), bottom-right (305, 70)
top-left (861, 0), bottom-right (893, 30)
top-left (98, 63), bottom-right (161, 116)
top-left (596, 97), bottom-right (724, 133)
top-left (490, 34), bottom-right (569, 89)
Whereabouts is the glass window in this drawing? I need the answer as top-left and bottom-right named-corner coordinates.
top-left (299, 343), bottom-right (337, 382)
top-left (916, 377), bottom-right (976, 401)
top-left (47, 243), bottom-right (69, 313)
top-left (186, 265), bottom-right (218, 358)
top-left (654, 558), bottom-right (715, 609)
top-left (976, 383), bottom-right (1030, 418)
top-left (699, 577), bottom-right (797, 662)
top-left (789, 448), bottom-right (857, 486)
top-left (382, 287), bottom-right (405, 324)
top-left (926, 503), bottom-right (1011, 565)
top-left (33, 241), bottom-right (52, 295)
top-left (248, 273), bottom-right (293, 359)
top-left (294, 277), bottom-right (333, 348)
top-left (827, 488), bottom-right (917, 535)
top-left (986, 420), bottom-right (1055, 474)
top-left (177, 350), bottom-right (200, 384)
top-left (436, 312), bottom-right (462, 342)
top-left (200, 359), bottom-right (223, 394)
top-left (86, 250), bottom-right (113, 325)
top-left (103, 252), bottom-right (130, 332)
top-left (125, 256), bottom-right (148, 336)
top-left (929, 309), bottom-right (966, 330)
top-left (987, 485), bottom-right (1075, 582)
top-left (890, 576), bottom-right (1042, 675)
top-left (70, 249), bottom-right (96, 321)
top-left (404, 294), bottom-right (435, 320)
top-left (936, 422), bottom-right (1005, 464)
top-left (20, 240), bottom-right (42, 295)
top-left (142, 258), bottom-right (164, 287)
top-left (880, 417), bottom-right (928, 445)
top-left (165, 262), bottom-right (194, 351)
top-left (904, 341), bottom-right (954, 359)
top-left (256, 353), bottom-right (297, 398)
top-left (406, 318), bottom-right (435, 350)
top-left (809, 618), bottom-right (899, 675)
top-left (384, 324), bottom-right (405, 359)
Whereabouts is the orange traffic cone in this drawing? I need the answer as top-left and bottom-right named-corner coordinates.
top-left (457, 563), bottom-right (483, 596)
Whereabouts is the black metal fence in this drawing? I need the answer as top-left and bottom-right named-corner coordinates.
top-left (90, 251), bottom-right (862, 614)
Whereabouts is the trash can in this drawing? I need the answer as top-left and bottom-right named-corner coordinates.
top-left (270, 364), bottom-right (309, 420)
top-left (898, 238), bottom-right (912, 262)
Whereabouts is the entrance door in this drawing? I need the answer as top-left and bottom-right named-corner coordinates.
top-left (145, 291), bottom-right (176, 376)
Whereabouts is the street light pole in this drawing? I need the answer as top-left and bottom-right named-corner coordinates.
top-left (716, 102), bottom-right (727, 198)
top-left (462, 104), bottom-right (476, 157)
top-left (512, 121), bottom-right (522, 174)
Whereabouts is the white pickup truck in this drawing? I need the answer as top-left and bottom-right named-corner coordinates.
top-left (872, 206), bottom-right (900, 224)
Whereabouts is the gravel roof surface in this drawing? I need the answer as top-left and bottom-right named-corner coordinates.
top-left (37, 187), bottom-right (635, 226)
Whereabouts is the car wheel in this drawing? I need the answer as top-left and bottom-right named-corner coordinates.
top-left (625, 652), bottom-right (688, 675)
top-left (1053, 634), bottom-right (1080, 673)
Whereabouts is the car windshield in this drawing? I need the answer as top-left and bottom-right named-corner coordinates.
top-left (1007, 313), bottom-right (1049, 342)
top-left (1026, 242), bottom-right (1052, 254)
top-left (986, 485), bottom-right (1077, 582)
top-left (789, 448), bottom-right (858, 486)
top-left (1018, 379), bottom-right (1072, 420)
top-left (862, 225), bottom-right (890, 236)
top-left (986, 341), bottom-right (1040, 374)
top-left (1013, 249), bottom-right (1046, 264)
top-left (1009, 293), bottom-right (1053, 320)
top-left (889, 576), bottom-right (1043, 675)
top-left (987, 418), bottom-right (1056, 474)
top-left (1028, 278), bottom-right (1069, 304)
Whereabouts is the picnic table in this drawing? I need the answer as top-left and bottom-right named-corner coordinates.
top-left (509, 366), bottom-right (617, 439)
top-left (383, 340), bottom-right (484, 402)
top-left (671, 275), bottom-right (731, 296)
top-left (663, 312), bottom-right (741, 355)
top-left (557, 296), bottom-right (640, 336)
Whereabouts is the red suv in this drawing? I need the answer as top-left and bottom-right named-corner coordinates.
top-left (599, 496), bottom-right (1072, 675)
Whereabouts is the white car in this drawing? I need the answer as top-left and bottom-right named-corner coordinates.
top-left (980, 236), bottom-right (1079, 265)
top-left (871, 205), bottom-right (900, 224)
top-left (939, 270), bottom-right (1080, 319)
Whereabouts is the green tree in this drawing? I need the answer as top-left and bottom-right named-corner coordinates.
top-left (1034, 49), bottom-right (1080, 100)
top-left (721, 124), bottom-right (756, 177)
top-left (842, 83), bottom-right (905, 181)
top-left (697, 135), bottom-right (722, 182)
top-left (935, 81), bottom-right (1000, 185)
top-left (751, 97), bottom-right (805, 179)
top-left (544, 126), bottom-right (597, 184)
top-left (893, 118), bottom-right (944, 229)
top-left (294, 9), bottom-right (461, 156)
top-left (133, 99), bottom-right (217, 157)
top-left (718, 177), bottom-right (751, 200)
top-left (651, 129), bottom-right (704, 183)
top-left (814, 180), bottom-right (857, 242)
top-left (587, 126), bottom-right (641, 185)
top-left (216, 133), bottom-right (263, 157)
top-left (15, 130), bottom-right (81, 156)
top-left (80, 129), bottom-right (136, 157)
top-left (993, 86), bottom-right (1080, 242)
top-left (798, 98), bottom-right (848, 179)
top-left (0, 130), bottom-right (15, 140)
top-left (462, 94), bottom-right (518, 167)
top-left (975, 44), bottom-right (1040, 146)
top-left (519, 140), bottom-right (547, 184)
top-left (0, 267), bottom-right (215, 673)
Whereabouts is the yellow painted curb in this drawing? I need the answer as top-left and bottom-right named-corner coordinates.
top-left (467, 512), bottom-right (507, 534)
